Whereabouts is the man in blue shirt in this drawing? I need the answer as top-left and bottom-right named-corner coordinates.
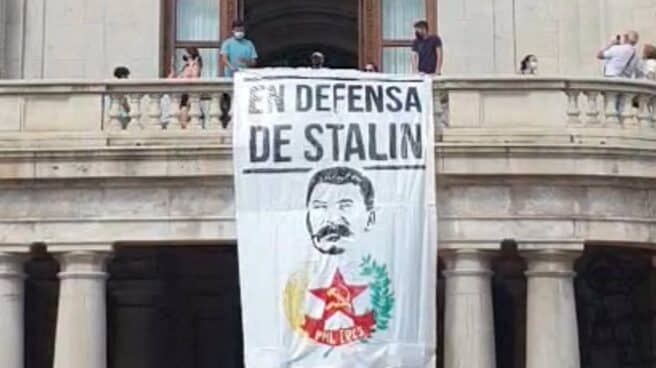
top-left (221, 20), bottom-right (258, 77)
top-left (411, 20), bottom-right (443, 75)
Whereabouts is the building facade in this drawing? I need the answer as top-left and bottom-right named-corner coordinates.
top-left (0, 1), bottom-right (656, 368)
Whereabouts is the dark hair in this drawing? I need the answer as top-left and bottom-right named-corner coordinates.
top-left (232, 19), bottom-right (245, 28)
top-left (644, 44), bottom-right (656, 60)
top-left (364, 62), bottom-right (378, 72)
top-left (183, 47), bottom-right (203, 69)
top-left (414, 20), bottom-right (429, 30)
top-left (520, 54), bottom-right (536, 73)
top-left (306, 167), bottom-right (375, 211)
top-left (113, 66), bottom-right (130, 79)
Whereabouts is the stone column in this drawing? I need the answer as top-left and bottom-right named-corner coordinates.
top-left (523, 249), bottom-right (581, 368)
top-left (443, 249), bottom-right (496, 368)
top-left (0, 249), bottom-right (28, 368)
top-left (52, 248), bottom-right (111, 368)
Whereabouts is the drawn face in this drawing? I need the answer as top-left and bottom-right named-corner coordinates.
top-left (307, 182), bottom-right (372, 255)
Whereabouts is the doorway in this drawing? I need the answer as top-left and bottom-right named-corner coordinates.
top-left (107, 246), bottom-right (244, 368)
top-left (242, 0), bottom-right (359, 68)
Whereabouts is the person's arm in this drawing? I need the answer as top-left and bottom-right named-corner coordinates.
top-left (220, 42), bottom-right (235, 72)
top-left (221, 54), bottom-right (234, 71)
top-left (597, 38), bottom-right (619, 59)
top-left (411, 52), bottom-right (419, 73)
top-left (247, 43), bottom-right (258, 67)
top-left (436, 47), bottom-right (443, 75)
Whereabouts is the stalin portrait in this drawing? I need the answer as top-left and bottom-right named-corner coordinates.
top-left (305, 166), bottom-right (376, 256)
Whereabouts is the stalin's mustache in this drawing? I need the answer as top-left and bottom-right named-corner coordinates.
top-left (313, 224), bottom-right (353, 242)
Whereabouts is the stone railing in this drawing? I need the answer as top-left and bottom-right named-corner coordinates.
top-left (437, 76), bottom-right (656, 130)
top-left (1, 77), bottom-right (656, 147)
top-left (103, 80), bottom-right (234, 132)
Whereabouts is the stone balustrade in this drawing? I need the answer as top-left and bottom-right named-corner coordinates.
top-left (1, 76), bottom-right (656, 146)
top-left (103, 80), bottom-right (234, 132)
top-left (438, 77), bottom-right (656, 129)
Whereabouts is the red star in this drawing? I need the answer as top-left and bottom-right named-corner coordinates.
top-left (309, 269), bottom-right (368, 321)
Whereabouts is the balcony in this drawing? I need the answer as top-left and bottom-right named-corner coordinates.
top-left (1, 77), bottom-right (655, 144)
top-left (0, 77), bottom-right (654, 246)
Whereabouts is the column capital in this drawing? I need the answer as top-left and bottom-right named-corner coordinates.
top-left (516, 240), bottom-right (584, 252)
top-left (439, 240), bottom-right (502, 250)
top-left (441, 249), bottom-right (495, 278)
top-left (521, 249), bottom-right (581, 278)
top-left (48, 244), bottom-right (113, 281)
top-left (46, 242), bottom-right (113, 253)
top-left (0, 244), bottom-right (30, 279)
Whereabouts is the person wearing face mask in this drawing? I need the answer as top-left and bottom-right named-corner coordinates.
top-left (519, 54), bottom-right (539, 75)
top-left (411, 20), bottom-right (443, 75)
top-left (220, 20), bottom-right (258, 77)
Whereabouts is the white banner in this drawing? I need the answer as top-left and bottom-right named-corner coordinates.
top-left (233, 68), bottom-right (437, 368)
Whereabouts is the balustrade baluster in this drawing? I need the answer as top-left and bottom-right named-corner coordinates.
top-left (147, 93), bottom-right (163, 130)
top-left (434, 91), bottom-right (445, 128)
top-left (566, 90), bottom-right (581, 126)
top-left (187, 93), bottom-right (203, 130)
top-left (651, 97), bottom-right (656, 128)
top-left (126, 94), bottom-right (143, 131)
top-left (207, 93), bottom-right (221, 130)
top-left (603, 91), bottom-right (620, 126)
top-left (219, 91), bottom-right (233, 129)
top-left (167, 94), bottom-right (182, 130)
top-left (106, 95), bottom-right (123, 132)
top-left (637, 94), bottom-right (652, 129)
top-left (584, 91), bottom-right (600, 125)
top-left (620, 93), bottom-right (638, 128)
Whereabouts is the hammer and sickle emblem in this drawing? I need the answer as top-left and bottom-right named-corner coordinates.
top-left (326, 285), bottom-right (352, 313)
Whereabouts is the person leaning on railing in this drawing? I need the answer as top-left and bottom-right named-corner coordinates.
top-left (166, 47), bottom-right (203, 128)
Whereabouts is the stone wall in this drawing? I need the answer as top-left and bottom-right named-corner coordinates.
top-left (4, 0), bottom-right (656, 78)
top-left (4, 0), bottom-right (161, 79)
top-left (439, 0), bottom-right (656, 75)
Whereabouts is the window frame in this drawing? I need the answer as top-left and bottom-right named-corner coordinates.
top-left (161, 0), bottom-right (239, 77)
top-left (162, 0), bottom-right (435, 74)
top-left (379, 0), bottom-right (437, 71)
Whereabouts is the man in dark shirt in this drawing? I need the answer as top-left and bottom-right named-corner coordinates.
top-left (411, 20), bottom-right (443, 75)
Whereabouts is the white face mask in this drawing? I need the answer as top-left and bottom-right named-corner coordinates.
top-left (529, 61), bottom-right (538, 71)
top-left (234, 31), bottom-right (245, 39)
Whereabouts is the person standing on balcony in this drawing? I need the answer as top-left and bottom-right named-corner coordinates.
top-left (363, 62), bottom-right (379, 72)
top-left (638, 44), bottom-right (656, 80)
top-left (221, 20), bottom-right (258, 77)
top-left (597, 31), bottom-right (639, 78)
top-left (310, 52), bottom-right (325, 69)
top-left (411, 20), bottom-right (443, 75)
top-left (106, 66), bottom-right (131, 128)
top-left (519, 54), bottom-right (539, 75)
top-left (166, 47), bottom-right (204, 128)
